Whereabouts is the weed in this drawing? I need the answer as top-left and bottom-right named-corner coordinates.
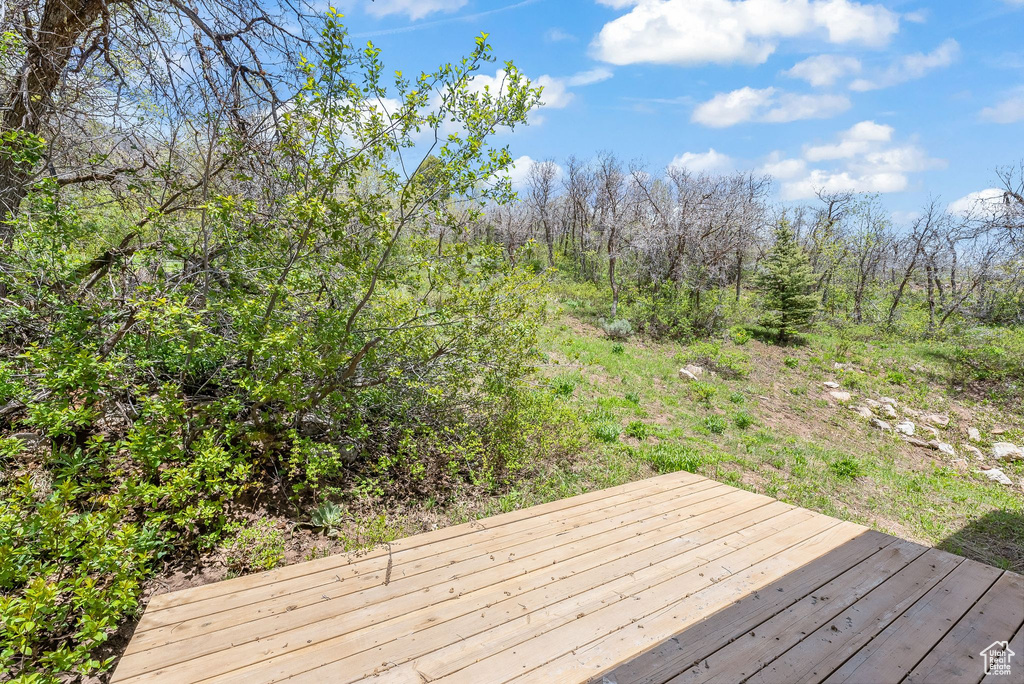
top-left (703, 415), bottom-right (728, 434)
top-left (829, 455), bottom-right (864, 479)
top-left (784, 356), bottom-right (799, 368)
top-left (224, 520), bottom-right (285, 574)
top-left (593, 421), bottom-right (622, 443)
top-left (733, 412), bottom-right (755, 429)
top-left (625, 420), bottom-right (650, 440)
top-left (611, 342), bottom-right (625, 354)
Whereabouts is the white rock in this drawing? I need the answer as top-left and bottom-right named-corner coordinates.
top-left (678, 368), bottom-right (698, 381)
top-left (829, 391), bottom-right (852, 402)
top-left (992, 427), bottom-right (1006, 435)
top-left (864, 399), bottom-right (882, 409)
top-left (833, 362), bottom-right (847, 370)
top-left (823, 381), bottom-right (841, 389)
top-left (922, 414), bottom-right (950, 428)
top-left (895, 421), bottom-right (915, 436)
top-left (964, 445), bottom-right (984, 460)
top-left (923, 426), bottom-right (940, 439)
top-left (980, 468), bottom-right (1013, 485)
top-left (871, 418), bottom-right (892, 431)
top-left (967, 427), bottom-right (981, 442)
top-left (903, 408), bottom-right (922, 418)
top-left (851, 405), bottom-right (874, 419)
top-left (992, 442), bottom-right (1023, 461)
top-left (882, 405), bottom-right (899, 419)
top-left (684, 364), bottom-right (705, 377)
top-left (929, 440), bottom-right (956, 456)
top-left (879, 396), bottom-right (898, 407)
top-left (904, 436), bottom-right (931, 448)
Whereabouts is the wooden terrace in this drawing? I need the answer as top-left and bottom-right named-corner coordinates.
top-left (112, 471), bottom-right (1023, 683)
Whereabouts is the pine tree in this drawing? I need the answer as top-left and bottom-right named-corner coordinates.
top-left (755, 219), bottom-right (818, 343)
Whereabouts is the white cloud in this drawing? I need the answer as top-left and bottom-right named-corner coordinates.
top-left (365, 0), bottom-right (467, 20)
top-left (903, 9), bottom-right (929, 23)
top-left (757, 152), bottom-right (807, 179)
top-left (948, 188), bottom-right (1008, 216)
top-left (691, 86), bottom-right (850, 127)
top-left (774, 121), bottom-right (944, 199)
top-left (505, 155), bottom-right (564, 188)
top-left (850, 38), bottom-right (959, 91)
top-left (545, 28), bottom-right (577, 42)
top-left (784, 54), bottom-right (861, 87)
top-left (980, 87), bottom-right (1024, 123)
top-left (804, 120), bottom-right (893, 160)
top-left (669, 148), bottom-right (734, 173)
top-left (468, 69), bottom-right (589, 112)
top-left (535, 76), bottom-right (575, 109)
top-left (592, 0), bottom-right (899, 66)
top-left (567, 67), bottom-right (615, 86)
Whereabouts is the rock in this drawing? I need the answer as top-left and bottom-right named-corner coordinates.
top-left (833, 362), bottom-right (847, 370)
top-left (882, 405), bottom-right (899, 419)
top-left (829, 391), bottom-right (852, 402)
top-left (922, 414), bottom-right (950, 428)
top-left (922, 426), bottom-right (940, 439)
top-left (964, 445), bottom-right (984, 460)
top-left (903, 408), bottom-right (922, 418)
top-left (967, 427), bottom-right (981, 442)
top-left (928, 440), bottom-right (956, 456)
top-left (851, 405), bottom-right (874, 419)
top-left (678, 368), bottom-right (698, 381)
top-left (823, 381), bottom-right (840, 389)
top-left (11, 432), bottom-right (44, 445)
top-left (864, 399), bottom-right (882, 409)
top-left (992, 427), bottom-right (1006, 435)
top-left (992, 442), bottom-right (1023, 461)
top-left (879, 396), bottom-right (898, 407)
top-left (895, 421), bottom-right (915, 436)
top-left (903, 436), bottom-right (931, 448)
top-left (980, 468), bottom-right (1013, 485)
top-left (871, 418), bottom-right (892, 431)
top-left (684, 364), bottom-right (705, 377)
top-left (953, 458), bottom-right (968, 468)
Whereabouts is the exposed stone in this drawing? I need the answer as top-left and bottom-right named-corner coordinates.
top-left (894, 421), bottom-right (915, 436)
top-left (980, 468), bottom-right (1013, 485)
top-left (829, 390), bottom-right (852, 402)
top-left (871, 418), bottom-right (892, 431)
top-left (923, 426), bottom-right (941, 439)
top-left (992, 427), bottom-right (1006, 435)
top-left (851, 405), bottom-right (874, 419)
top-left (964, 445), bottom-right (984, 460)
top-left (903, 436), bottom-right (931, 448)
top-left (678, 368), bottom-right (698, 381)
top-left (684, 364), bottom-right (705, 377)
top-left (881, 404), bottom-right (899, 419)
top-left (967, 427), bottom-right (981, 442)
top-left (953, 458), bottom-right (968, 468)
top-left (879, 396), bottom-right (898, 407)
top-left (11, 432), bottom-right (44, 445)
top-left (903, 408), bottom-right (922, 418)
top-left (823, 381), bottom-right (840, 389)
top-left (864, 399), bottom-right (882, 409)
top-left (922, 414), bottom-right (950, 428)
top-left (992, 442), bottom-right (1023, 462)
top-left (928, 440), bottom-right (956, 456)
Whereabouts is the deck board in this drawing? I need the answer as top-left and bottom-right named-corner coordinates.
top-left (112, 470), bottom-right (1024, 684)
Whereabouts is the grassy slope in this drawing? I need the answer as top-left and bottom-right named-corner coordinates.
top-left (518, 310), bottom-right (1024, 572)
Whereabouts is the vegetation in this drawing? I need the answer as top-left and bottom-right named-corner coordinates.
top-left (0, 2), bottom-right (1022, 682)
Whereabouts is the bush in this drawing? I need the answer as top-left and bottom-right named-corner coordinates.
top-left (611, 342), bottom-right (625, 354)
top-left (702, 414), bottom-right (728, 434)
top-left (733, 412), bottom-right (755, 429)
top-left (784, 356), bottom-right (799, 369)
top-left (223, 520), bottom-right (286, 575)
top-left (677, 341), bottom-right (751, 378)
top-left (625, 420), bottom-right (650, 440)
top-left (593, 422), bottom-right (622, 443)
top-left (829, 455), bottom-right (864, 479)
top-left (599, 318), bottom-right (633, 340)
top-left (642, 444), bottom-right (705, 473)
top-left (728, 325), bottom-right (752, 345)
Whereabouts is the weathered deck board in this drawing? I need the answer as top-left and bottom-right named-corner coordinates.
top-left (112, 470), bottom-right (1024, 684)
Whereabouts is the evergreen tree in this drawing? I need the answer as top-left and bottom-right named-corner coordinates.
top-left (755, 219), bottom-right (818, 343)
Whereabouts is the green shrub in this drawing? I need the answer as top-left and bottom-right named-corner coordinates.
top-left (550, 374), bottom-right (578, 397)
top-left (599, 318), bottom-right (633, 340)
top-left (703, 414), bottom-right (728, 434)
top-left (611, 342), bottom-right (625, 354)
top-left (625, 420), bottom-right (650, 440)
top-left (784, 356), bottom-right (799, 368)
top-left (688, 381), bottom-right (716, 407)
top-left (593, 422), bottom-right (622, 443)
top-left (733, 412), bottom-right (755, 429)
top-left (728, 391), bottom-right (745, 404)
top-left (677, 341), bottom-right (751, 378)
top-left (642, 444), bottom-right (705, 473)
top-left (728, 325), bottom-right (752, 345)
top-left (829, 455), bottom-right (864, 479)
top-left (224, 520), bottom-right (286, 575)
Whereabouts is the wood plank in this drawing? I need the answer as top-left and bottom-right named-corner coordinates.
top-left (905, 571), bottom-right (1024, 684)
top-left (140, 471), bottom-right (706, 617)
top-left (517, 520), bottom-right (869, 684)
top-left (206, 495), bottom-right (791, 684)
top-left (661, 538), bottom-right (928, 684)
top-left (118, 486), bottom-right (766, 682)
top-left (596, 530), bottom-right (896, 684)
top-left (739, 547), bottom-right (964, 683)
top-left (418, 514), bottom-right (844, 684)
top-left (124, 478), bottom-right (723, 658)
top-left (822, 558), bottom-right (1003, 684)
top-left (980, 619), bottom-right (1023, 684)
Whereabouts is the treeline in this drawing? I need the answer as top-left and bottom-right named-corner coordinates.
top-left (481, 155), bottom-right (1024, 338)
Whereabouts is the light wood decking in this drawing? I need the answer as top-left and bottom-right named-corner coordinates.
top-left (112, 471), bottom-right (1023, 683)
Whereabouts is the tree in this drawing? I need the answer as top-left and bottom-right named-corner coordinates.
top-left (755, 219), bottom-right (818, 343)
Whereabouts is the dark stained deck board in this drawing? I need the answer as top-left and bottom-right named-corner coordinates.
top-left (111, 470), bottom-right (1024, 684)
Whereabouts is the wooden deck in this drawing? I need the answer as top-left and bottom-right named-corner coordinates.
top-left (112, 471), bottom-right (1023, 684)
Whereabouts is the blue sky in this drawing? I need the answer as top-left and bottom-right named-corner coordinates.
top-left (338, 0), bottom-right (1024, 218)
